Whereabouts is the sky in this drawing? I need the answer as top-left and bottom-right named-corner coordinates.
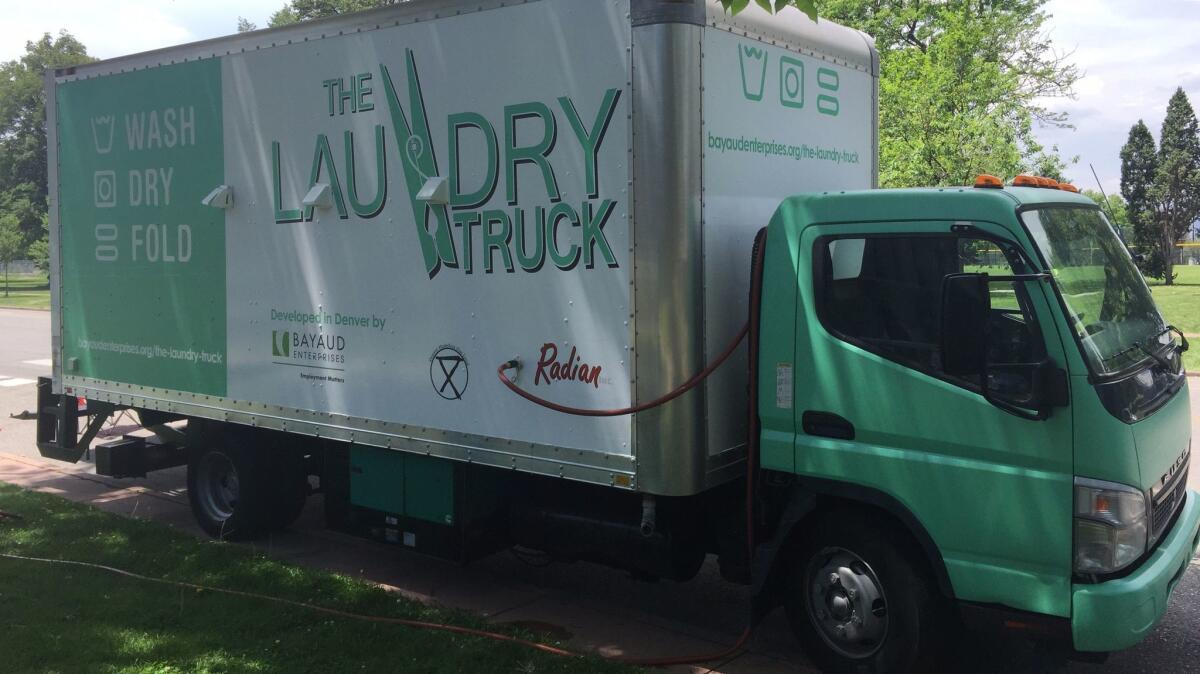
top-left (1, 0), bottom-right (1198, 197)
top-left (1036, 0), bottom-right (1200, 195)
top-left (0, 1), bottom-right (281, 65)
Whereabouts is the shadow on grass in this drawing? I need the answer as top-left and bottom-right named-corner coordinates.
top-left (0, 484), bottom-right (636, 674)
top-left (1, 284), bottom-right (49, 292)
top-left (1, 274), bottom-right (50, 293)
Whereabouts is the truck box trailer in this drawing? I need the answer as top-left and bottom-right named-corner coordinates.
top-left (36, 0), bottom-right (1199, 671)
top-left (42, 0), bottom-right (876, 496)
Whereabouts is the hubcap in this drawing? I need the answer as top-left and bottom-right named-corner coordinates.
top-left (197, 451), bottom-right (239, 524)
top-left (805, 547), bottom-right (889, 659)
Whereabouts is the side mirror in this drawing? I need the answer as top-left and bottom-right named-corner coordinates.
top-left (940, 273), bottom-right (990, 377)
top-left (940, 272), bottom-right (1068, 420)
top-left (985, 360), bottom-right (1069, 414)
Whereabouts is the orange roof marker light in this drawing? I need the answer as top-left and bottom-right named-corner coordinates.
top-left (1059, 183), bottom-right (1080, 193)
top-left (1036, 176), bottom-right (1059, 188)
top-left (1012, 174), bottom-right (1040, 187)
top-left (974, 174), bottom-right (1003, 189)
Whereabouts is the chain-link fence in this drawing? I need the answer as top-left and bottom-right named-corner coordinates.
top-left (1177, 243), bottom-right (1200, 265)
top-left (1125, 244), bottom-right (1200, 266)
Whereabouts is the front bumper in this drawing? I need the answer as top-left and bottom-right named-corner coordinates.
top-left (1071, 490), bottom-right (1200, 652)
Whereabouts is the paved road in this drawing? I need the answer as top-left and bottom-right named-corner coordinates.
top-left (0, 308), bottom-right (50, 386)
top-left (0, 307), bottom-right (1197, 673)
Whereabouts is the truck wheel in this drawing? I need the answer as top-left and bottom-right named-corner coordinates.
top-left (188, 443), bottom-right (266, 540)
top-left (785, 512), bottom-right (945, 674)
top-left (188, 434), bottom-right (311, 539)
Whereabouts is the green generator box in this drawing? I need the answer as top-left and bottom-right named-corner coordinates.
top-left (332, 445), bottom-right (507, 562)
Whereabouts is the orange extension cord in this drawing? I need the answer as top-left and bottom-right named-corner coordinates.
top-left (0, 551), bottom-right (575, 658)
top-left (496, 322), bottom-right (749, 418)
top-left (492, 227), bottom-right (769, 667)
top-left (0, 550), bottom-right (750, 666)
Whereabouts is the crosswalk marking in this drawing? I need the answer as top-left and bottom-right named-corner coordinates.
top-left (0, 377), bottom-right (36, 387)
top-left (22, 359), bottom-right (53, 368)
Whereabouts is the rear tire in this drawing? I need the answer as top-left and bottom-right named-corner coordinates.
top-left (785, 510), bottom-right (946, 674)
top-left (186, 429), bottom-right (310, 540)
top-left (187, 440), bottom-right (266, 540)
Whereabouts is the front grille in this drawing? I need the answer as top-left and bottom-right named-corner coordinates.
top-left (1151, 468), bottom-right (1188, 544)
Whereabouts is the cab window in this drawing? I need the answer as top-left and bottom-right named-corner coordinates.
top-left (814, 235), bottom-right (1044, 385)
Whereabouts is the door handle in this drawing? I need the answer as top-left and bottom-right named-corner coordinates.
top-left (802, 411), bottom-right (855, 440)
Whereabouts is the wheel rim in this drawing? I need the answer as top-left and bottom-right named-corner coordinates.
top-left (196, 451), bottom-right (240, 524)
top-left (804, 546), bottom-right (889, 659)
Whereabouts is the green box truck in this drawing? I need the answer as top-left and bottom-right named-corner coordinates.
top-left (35, 0), bottom-right (1197, 671)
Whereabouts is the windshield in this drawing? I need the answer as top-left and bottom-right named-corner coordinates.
top-left (1022, 207), bottom-right (1167, 375)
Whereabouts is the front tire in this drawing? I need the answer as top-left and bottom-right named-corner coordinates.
top-left (785, 510), bottom-right (946, 674)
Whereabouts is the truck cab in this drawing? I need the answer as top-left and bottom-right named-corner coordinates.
top-left (758, 178), bottom-right (1199, 670)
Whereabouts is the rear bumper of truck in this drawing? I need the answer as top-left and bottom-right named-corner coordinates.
top-left (1071, 489), bottom-right (1200, 652)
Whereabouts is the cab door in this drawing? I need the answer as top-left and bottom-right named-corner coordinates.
top-left (791, 219), bottom-right (1075, 618)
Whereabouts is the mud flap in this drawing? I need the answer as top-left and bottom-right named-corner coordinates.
top-left (751, 489), bottom-right (817, 625)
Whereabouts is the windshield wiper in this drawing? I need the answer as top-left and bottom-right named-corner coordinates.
top-left (1145, 325), bottom-right (1189, 354)
top-left (1101, 342), bottom-right (1141, 366)
top-left (1131, 325), bottom-right (1188, 370)
top-left (1134, 341), bottom-right (1173, 370)
top-left (1099, 325), bottom-right (1184, 368)
top-left (1167, 325), bottom-right (1190, 353)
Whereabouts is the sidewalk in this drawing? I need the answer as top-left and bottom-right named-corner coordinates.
top-left (0, 449), bottom-right (810, 674)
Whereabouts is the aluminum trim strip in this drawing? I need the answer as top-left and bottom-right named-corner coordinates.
top-left (43, 71), bottom-right (64, 393)
top-left (630, 21), bottom-right (707, 496)
top-left (632, 0), bottom-right (705, 26)
top-left (62, 376), bottom-right (637, 489)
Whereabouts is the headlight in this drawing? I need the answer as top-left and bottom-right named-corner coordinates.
top-left (1073, 478), bottom-right (1147, 575)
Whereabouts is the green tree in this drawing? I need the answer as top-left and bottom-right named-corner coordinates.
top-left (717, 0), bottom-right (818, 20)
top-left (269, 0), bottom-right (402, 27)
top-left (237, 17), bottom-right (258, 32)
top-left (821, 0), bottom-right (1078, 187)
top-left (0, 214), bottom-right (24, 297)
top-left (25, 212), bottom-right (49, 275)
top-left (1146, 88), bottom-right (1200, 285)
top-left (1082, 188), bottom-right (1127, 230)
top-left (1119, 120), bottom-right (1164, 277)
top-left (0, 32), bottom-right (93, 238)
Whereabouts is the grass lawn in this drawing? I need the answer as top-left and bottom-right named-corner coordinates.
top-left (0, 484), bottom-right (640, 674)
top-left (0, 272), bottom-right (49, 310)
top-left (1147, 265), bottom-right (1200, 371)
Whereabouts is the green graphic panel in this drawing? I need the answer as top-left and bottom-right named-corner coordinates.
top-left (57, 60), bottom-right (226, 396)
